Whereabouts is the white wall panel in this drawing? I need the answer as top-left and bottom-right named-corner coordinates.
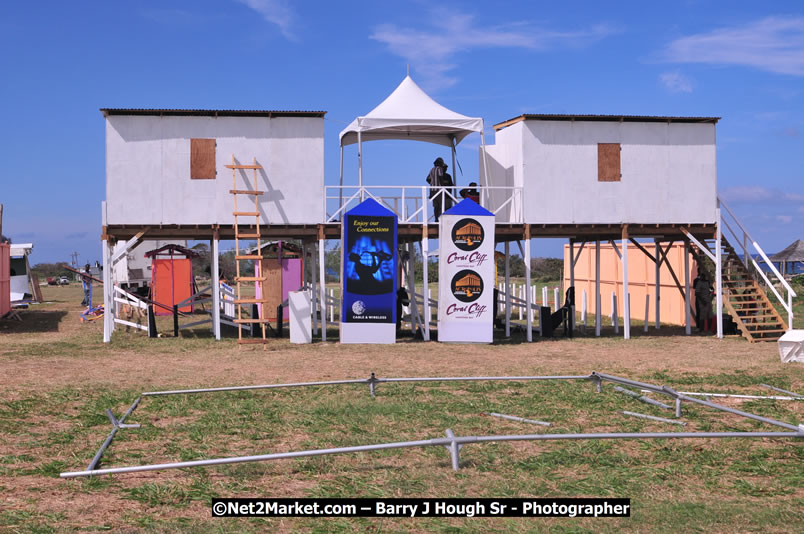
top-left (106, 115), bottom-right (324, 225)
top-left (509, 120), bottom-right (717, 224)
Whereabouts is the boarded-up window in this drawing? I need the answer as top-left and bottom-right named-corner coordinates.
top-left (598, 143), bottom-right (621, 182)
top-left (191, 139), bottom-right (216, 179)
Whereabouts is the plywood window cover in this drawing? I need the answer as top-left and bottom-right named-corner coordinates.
top-left (191, 139), bottom-right (216, 179)
top-left (598, 143), bottom-right (621, 182)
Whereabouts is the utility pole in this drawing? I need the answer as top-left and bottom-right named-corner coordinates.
top-left (71, 251), bottom-right (79, 267)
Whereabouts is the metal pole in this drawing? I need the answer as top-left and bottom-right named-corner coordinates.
top-left (760, 384), bottom-right (803, 398)
top-left (569, 239), bottom-right (575, 334)
top-left (357, 130), bottom-right (364, 201)
top-left (211, 233), bottom-right (221, 340)
top-left (612, 386), bottom-right (672, 410)
top-left (524, 236), bottom-right (532, 342)
top-left (715, 203), bottom-right (723, 338)
top-left (338, 144), bottom-right (344, 218)
top-left (486, 412), bottom-right (551, 427)
top-left (596, 372), bottom-right (802, 431)
top-left (655, 241), bottom-right (660, 329)
top-left (684, 240), bottom-right (691, 335)
top-left (311, 240), bottom-right (318, 336)
top-left (63, 429), bottom-right (801, 479)
top-left (86, 396), bottom-right (141, 471)
top-left (421, 191), bottom-right (430, 341)
top-left (445, 429), bottom-right (460, 471)
top-left (622, 229), bottom-right (630, 340)
top-left (479, 127), bottom-right (491, 208)
top-left (595, 240), bottom-right (601, 337)
top-left (504, 242), bottom-right (511, 337)
top-left (451, 140), bottom-right (457, 189)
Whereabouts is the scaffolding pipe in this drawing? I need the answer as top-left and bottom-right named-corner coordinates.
top-left (760, 384), bottom-right (803, 398)
top-left (597, 373), bottom-right (799, 431)
top-left (62, 429), bottom-right (801, 478)
top-left (86, 396), bottom-right (141, 471)
top-left (70, 371), bottom-right (803, 478)
top-left (612, 386), bottom-right (672, 410)
top-left (485, 412), bottom-right (552, 427)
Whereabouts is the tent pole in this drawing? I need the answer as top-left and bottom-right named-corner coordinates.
top-left (480, 127), bottom-right (490, 208)
top-left (338, 144), bottom-right (344, 220)
top-left (451, 138), bottom-right (457, 189)
top-left (357, 129), bottom-right (364, 202)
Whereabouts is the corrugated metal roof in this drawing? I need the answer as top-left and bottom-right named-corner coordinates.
top-left (100, 108), bottom-right (326, 118)
top-left (494, 113), bottom-right (720, 130)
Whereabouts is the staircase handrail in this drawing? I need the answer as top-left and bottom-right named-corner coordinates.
top-left (719, 197), bottom-right (796, 329)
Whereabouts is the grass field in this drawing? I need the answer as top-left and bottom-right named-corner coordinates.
top-left (0, 284), bottom-right (802, 533)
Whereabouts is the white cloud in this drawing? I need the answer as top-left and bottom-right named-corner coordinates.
top-left (370, 9), bottom-right (616, 90)
top-left (236, 0), bottom-right (296, 40)
top-left (659, 71), bottom-right (693, 93)
top-left (719, 185), bottom-right (775, 203)
top-left (662, 17), bottom-right (804, 76)
top-left (776, 215), bottom-right (793, 224)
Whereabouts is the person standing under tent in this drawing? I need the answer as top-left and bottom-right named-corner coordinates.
top-left (426, 157), bottom-right (454, 222)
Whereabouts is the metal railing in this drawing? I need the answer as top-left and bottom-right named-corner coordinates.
top-left (325, 185), bottom-right (523, 224)
top-left (718, 197), bottom-right (796, 329)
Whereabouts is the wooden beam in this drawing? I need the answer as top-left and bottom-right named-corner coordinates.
top-left (629, 238), bottom-right (657, 263)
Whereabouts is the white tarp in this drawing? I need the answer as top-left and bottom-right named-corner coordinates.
top-left (9, 243), bottom-right (33, 301)
top-left (778, 329), bottom-right (804, 363)
top-left (437, 200), bottom-right (495, 343)
top-left (340, 76), bottom-right (483, 148)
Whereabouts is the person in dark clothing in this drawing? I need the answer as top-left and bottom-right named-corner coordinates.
top-left (459, 182), bottom-right (480, 203)
top-left (426, 157), bottom-right (454, 221)
top-left (396, 287), bottom-right (410, 331)
top-left (694, 271), bottom-right (715, 333)
top-left (692, 271), bottom-right (702, 330)
top-left (81, 264), bottom-right (92, 307)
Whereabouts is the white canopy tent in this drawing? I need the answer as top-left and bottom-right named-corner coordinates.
top-left (339, 75), bottom-right (490, 199)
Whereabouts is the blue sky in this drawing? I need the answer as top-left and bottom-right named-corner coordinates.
top-left (1, 1), bottom-right (802, 264)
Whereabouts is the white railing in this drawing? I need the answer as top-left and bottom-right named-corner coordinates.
top-left (112, 285), bottom-right (149, 332)
top-left (718, 197), bottom-right (796, 329)
top-left (325, 185), bottom-right (523, 224)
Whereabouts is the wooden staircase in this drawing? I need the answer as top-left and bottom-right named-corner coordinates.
top-left (693, 237), bottom-right (787, 342)
top-left (226, 156), bottom-right (270, 348)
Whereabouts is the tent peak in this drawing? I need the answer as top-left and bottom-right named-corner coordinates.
top-left (339, 75), bottom-right (484, 147)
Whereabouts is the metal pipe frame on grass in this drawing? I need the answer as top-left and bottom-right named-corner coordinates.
top-left (63, 372), bottom-right (803, 478)
top-left (61, 428), bottom-right (801, 478)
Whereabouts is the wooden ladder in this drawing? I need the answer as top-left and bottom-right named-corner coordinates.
top-left (226, 156), bottom-right (270, 347)
top-left (693, 237), bottom-right (787, 342)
